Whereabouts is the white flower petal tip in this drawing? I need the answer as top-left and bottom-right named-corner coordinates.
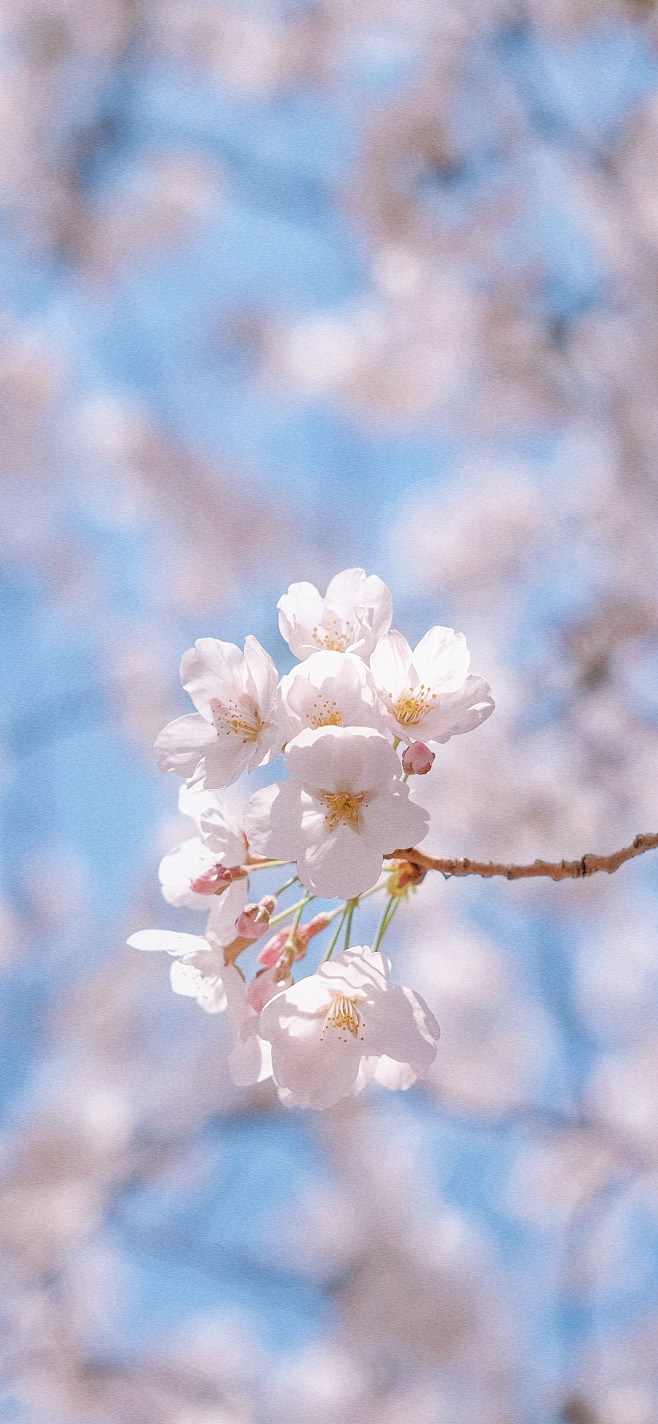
top-left (127, 929), bottom-right (208, 956)
top-left (156, 636), bottom-right (282, 788)
top-left (370, 627), bottom-right (494, 745)
top-left (243, 726), bottom-right (429, 900)
top-left (259, 945), bottom-right (440, 1110)
top-left (170, 958), bottom-right (228, 1014)
top-left (278, 569), bottom-right (393, 662)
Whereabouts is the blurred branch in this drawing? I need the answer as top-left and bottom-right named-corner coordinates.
top-left (392, 832), bottom-right (658, 882)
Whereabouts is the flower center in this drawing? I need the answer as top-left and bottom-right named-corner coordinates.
top-left (390, 682), bottom-right (437, 726)
top-left (209, 695), bottom-right (262, 743)
top-left (320, 991), bottom-right (365, 1042)
top-left (320, 790), bottom-right (367, 830)
top-left (304, 694), bottom-right (344, 730)
top-left (312, 616), bottom-right (354, 653)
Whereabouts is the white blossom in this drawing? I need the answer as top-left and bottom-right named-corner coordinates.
top-left (278, 649), bottom-right (386, 741)
top-left (259, 945), bottom-right (440, 1110)
top-left (127, 919), bottom-right (228, 1014)
top-left (370, 626), bottom-right (494, 745)
top-left (158, 781), bottom-right (248, 939)
top-left (155, 635), bottom-right (281, 788)
top-left (278, 568), bottom-right (393, 662)
top-left (244, 726), bottom-right (429, 899)
top-left (128, 904), bottom-right (274, 1081)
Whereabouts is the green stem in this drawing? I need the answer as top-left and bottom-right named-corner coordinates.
top-left (272, 874), bottom-right (299, 898)
top-left (248, 859), bottom-right (294, 872)
top-left (392, 735), bottom-right (401, 751)
top-left (343, 897), bottom-right (358, 952)
top-left (266, 894), bottom-right (314, 931)
top-left (373, 893), bottom-right (400, 952)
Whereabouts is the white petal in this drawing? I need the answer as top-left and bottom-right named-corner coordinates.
top-left (180, 638), bottom-right (244, 718)
top-left (243, 780), bottom-right (305, 859)
top-left (371, 1055), bottom-right (424, 1090)
top-left (219, 961), bottom-right (250, 1031)
top-left (196, 735), bottom-right (255, 790)
top-left (170, 958), bottom-right (206, 997)
top-left (285, 725), bottom-right (398, 794)
top-left (128, 929), bottom-right (207, 956)
top-left (319, 946), bottom-right (390, 994)
top-left (361, 983), bottom-right (439, 1066)
top-left (412, 625), bottom-right (470, 693)
top-left (158, 838), bottom-right (218, 910)
top-left (278, 581), bottom-right (326, 659)
top-left (260, 974), bottom-right (333, 1033)
top-left (298, 823), bottom-right (382, 899)
top-left (326, 569), bottom-right (393, 640)
top-left (243, 634), bottom-right (278, 709)
top-left (369, 630), bottom-right (413, 700)
top-left (420, 674), bottom-right (495, 744)
top-left (204, 878), bottom-right (248, 946)
top-left (269, 1020), bottom-right (362, 1109)
top-left (360, 785), bottom-right (429, 851)
top-left (154, 714), bottom-right (217, 778)
top-left (181, 784), bottom-right (246, 862)
top-left (196, 977), bottom-right (229, 1013)
top-left (229, 1030), bottom-right (273, 1085)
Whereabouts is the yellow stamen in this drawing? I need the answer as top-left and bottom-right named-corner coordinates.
top-left (304, 695), bottom-right (344, 729)
top-left (312, 616), bottom-right (355, 653)
top-left (320, 790), bottom-right (366, 830)
top-left (390, 682), bottom-right (437, 726)
top-left (210, 696), bottom-right (262, 742)
top-left (320, 991), bottom-right (365, 1042)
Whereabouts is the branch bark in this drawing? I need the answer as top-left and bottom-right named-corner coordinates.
top-left (391, 832), bottom-right (658, 883)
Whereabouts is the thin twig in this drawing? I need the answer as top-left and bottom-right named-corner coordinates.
top-left (390, 832), bottom-right (658, 883)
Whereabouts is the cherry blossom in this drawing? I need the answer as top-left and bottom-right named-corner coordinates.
top-left (243, 726), bottom-right (429, 899)
top-left (127, 923), bottom-right (228, 1014)
top-left (259, 946), bottom-right (440, 1110)
top-left (155, 634), bottom-right (281, 788)
top-left (128, 915), bottom-right (274, 1080)
top-left (278, 568), bottom-right (393, 662)
top-left (278, 649), bottom-right (386, 740)
top-left (370, 626), bottom-right (494, 745)
top-left (158, 782), bottom-right (249, 939)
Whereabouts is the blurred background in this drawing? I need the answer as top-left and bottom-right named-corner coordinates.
top-left (1, 1), bottom-right (658, 1420)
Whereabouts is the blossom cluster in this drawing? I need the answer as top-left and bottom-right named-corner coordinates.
top-left (129, 570), bottom-right (494, 1109)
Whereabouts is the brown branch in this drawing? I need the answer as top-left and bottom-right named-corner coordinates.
top-left (391, 832), bottom-right (658, 883)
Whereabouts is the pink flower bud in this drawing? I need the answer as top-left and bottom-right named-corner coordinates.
top-left (295, 912), bottom-right (334, 950)
top-left (402, 741), bottom-right (435, 776)
top-left (235, 896), bottom-right (276, 941)
top-left (247, 965), bottom-right (293, 1014)
top-left (189, 864), bottom-right (235, 895)
top-left (258, 927), bottom-right (291, 966)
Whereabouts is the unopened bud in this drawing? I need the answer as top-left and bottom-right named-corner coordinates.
top-left (235, 896), bottom-right (276, 941)
top-left (295, 912), bottom-right (334, 951)
top-left (402, 741), bottom-right (435, 776)
top-left (190, 864), bottom-right (235, 895)
top-left (258, 927), bottom-right (291, 966)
